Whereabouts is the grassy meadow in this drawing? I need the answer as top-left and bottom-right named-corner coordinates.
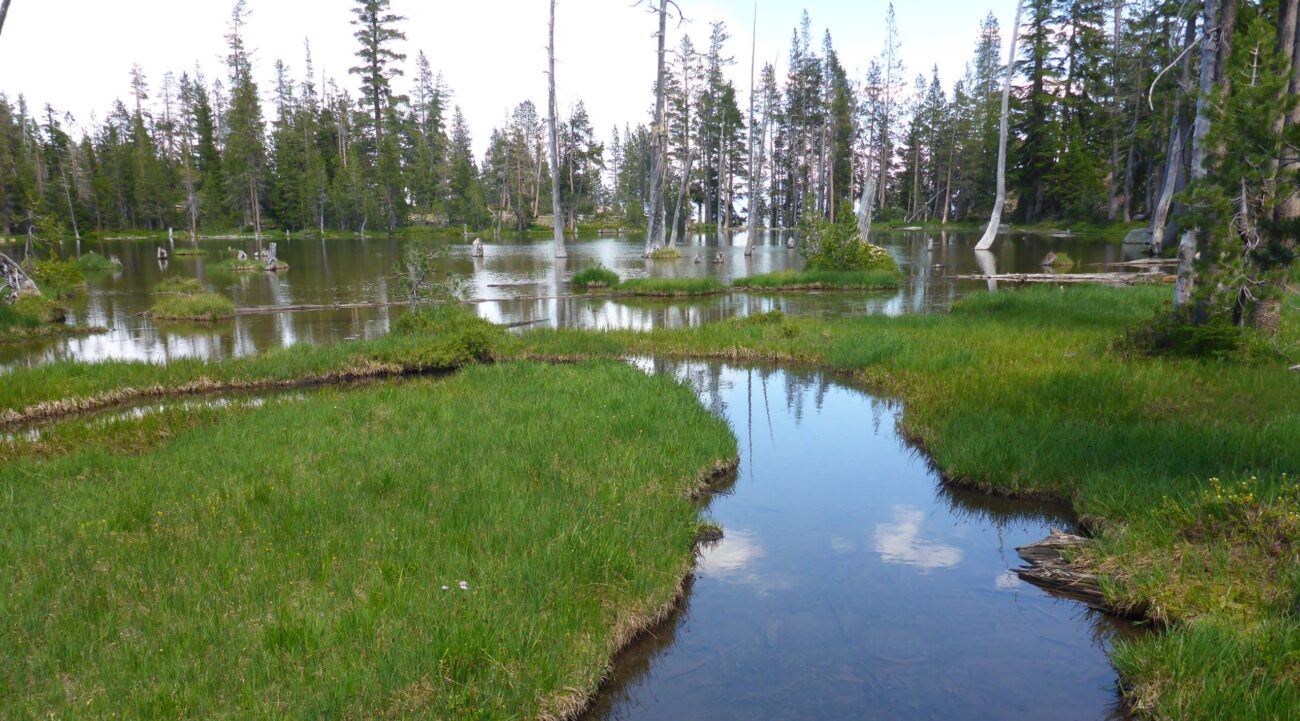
top-left (0, 362), bottom-right (736, 719)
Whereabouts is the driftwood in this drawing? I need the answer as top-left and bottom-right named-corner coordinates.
top-left (1107, 257), bottom-right (1178, 268)
top-left (956, 272), bottom-right (1172, 286)
top-left (1, 252), bottom-right (39, 300)
top-left (1015, 529), bottom-right (1108, 611)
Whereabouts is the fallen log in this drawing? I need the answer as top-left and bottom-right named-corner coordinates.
top-left (955, 272), bottom-right (1172, 286)
top-left (1107, 258), bottom-right (1179, 268)
top-left (1015, 529), bottom-right (1109, 611)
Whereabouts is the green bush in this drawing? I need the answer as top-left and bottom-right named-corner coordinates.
top-left (801, 220), bottom-right (899, 273)
top-left (31, 258), bottom-right (86, 299)
top-left (571, 266), bottom-right (621, 292)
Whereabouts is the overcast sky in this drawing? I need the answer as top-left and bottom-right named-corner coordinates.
top-left (0, 1), bottom-right (1007, 156)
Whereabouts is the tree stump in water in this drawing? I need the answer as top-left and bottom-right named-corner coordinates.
top-left (1015, 529), bottom-right (1109, 611)
top-left (1041, 252), bottom-right (1058, 267)
top-left (713, 251), bottom-right (724, 265)
top-left (157, 247), bottom-right (169, 261)
top-left (1, 252), bottom-right (39, 301)
top-left (471, 238), bottom-right (485, 258)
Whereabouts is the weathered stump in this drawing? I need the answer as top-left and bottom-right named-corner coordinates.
top-left (157, 247), bottom-right (169, 261)
top-left (713, 251), bottom-right (724, 265)
top-left (471, 238), bottom-right (485, 258)
top-left (1015, 529), bottom-right (1108, 611)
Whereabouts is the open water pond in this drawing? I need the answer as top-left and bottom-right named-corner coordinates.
top-left (587, 358), bottom-right (1138, 720)
top-left (1, 230), bottom-right (1148, 370)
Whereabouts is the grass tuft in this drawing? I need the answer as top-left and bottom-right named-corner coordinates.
top-left (153, 277), bottom-right (205, 295)
top-left (572, 266), bottom-right (621, 292)
top-left (77, 252), bottom-right (121, 272)
top-left (732, 269), bottom-right (901, 292)
top-left (614, 276), bottom-right (726, 297)
top-left (148, 292), bottom-right (236, 321)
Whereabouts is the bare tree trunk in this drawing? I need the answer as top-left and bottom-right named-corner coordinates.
top-left (857, 175), bottom-right (878, 241)
top-left (1258, 0), bottom-right (1300, 330)
top-left (548, 0), bottom-right (567, 258)
top-left (745, 0), bottom-right (759, 257)
top-left (250, 176), bottom-right (263, 255)
top-left (976, 0), bottom-right (1023, 252)
top-left (1106, 0), bottom-right (1124, 221)
top-left (1175, 0), bottom-right (1222, 307)
top-left (670, 148), bottom-right (695, 246)
top-left (0, 0), bottom-right (11, 37)
top-left (645, 0), bottom-right (669, 256)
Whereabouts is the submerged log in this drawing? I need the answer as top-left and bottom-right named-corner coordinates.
top-left (1015, 529), bottom-right (1108, 611)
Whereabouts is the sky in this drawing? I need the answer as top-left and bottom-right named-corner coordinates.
top-left (0, 0), bottom-right (1007, 156)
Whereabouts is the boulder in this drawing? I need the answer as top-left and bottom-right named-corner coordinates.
top-left (1122, 227), bottom-right (1154, 246)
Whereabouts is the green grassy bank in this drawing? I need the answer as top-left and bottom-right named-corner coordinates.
top-left (731, 268), bottom-right (901, 291)
top-left (519, 285), bottom-right (1300, 720)
top-left (0, 362), bottom-right (736, 719)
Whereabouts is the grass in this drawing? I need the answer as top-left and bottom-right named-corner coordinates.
top-left (731, 269), bottom-right (901, 291)
top-left (1045, 251), bottom-right (1077, 268)
top-left (571, 266), bottom-right (620, 292)
top-left (0, 362), bottom-right (736, 719)
top-left (148, 292), bottom-right (236, 322)
top-left (77, 252), bottom-right (121, 272)
top-left (516, 284), bottom-right (1300, 721)
top-left (210, 256), bottom-right (285, 273)
top-left (172, 247), bottom-right (208, 257)
top-left (0, 305), bottom-right (514, 425)
top-left (0, 296), bottom-right (81, 343)
top-left (648, 247), bottom-right (682, 260)
top-left (613, 276), bottom-right (726, 297)
top-left (153, 277), bottom-right (205, 295)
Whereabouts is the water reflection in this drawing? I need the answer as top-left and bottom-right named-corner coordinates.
top-left (3, 231), bottom-right (1155, 370)
top-left (585, 360), bottom-right (1136, 721)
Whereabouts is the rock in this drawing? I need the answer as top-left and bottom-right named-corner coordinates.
top-left (1122, 228), bottom-right (1154, 246)
top-left (471, 238), bottom-right (485, 258)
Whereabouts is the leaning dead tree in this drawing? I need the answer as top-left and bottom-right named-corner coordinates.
top-left (975, 0), bottom-right (1024, 252)
top-left (1, 252), bottom-right (39, 302)
top-left (547, 0), bottom-right (567, 258)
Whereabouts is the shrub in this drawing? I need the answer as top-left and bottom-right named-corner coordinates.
top-left (800, 220), bottom-right (899, 273)
top-left (1118, 305), bottom-right (1244, 359)
top-left (572, 266), bottom-right (620, 292)
top-left (31, 258), bottom-right (86, 299)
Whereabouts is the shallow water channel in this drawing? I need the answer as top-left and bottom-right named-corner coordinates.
top-left (586, 359), bottom-right (1136, 721)
top-left (1, 230), bottom-right (1149, 370)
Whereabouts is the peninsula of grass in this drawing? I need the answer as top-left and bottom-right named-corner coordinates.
top-left (732, 269), bottom-right (901, 292)
top-left (148, 292), bottom-right (236, 322)
top-left (648, 246), bottom-right (682, 260)
top-left (0, 361), bottom-right (737, 719)
top-left (517, 284), bottom-right (1300, 721)
top-left (76, 252), bottom-right (121, 272)
top-left (153, 277), bottom-right (204, 295)
top-left (613, 276), bottom-right (726, 297)
top-left (0, 296), bottom-right (97, 344)
top-left (572, 265), bottom-right (620, 292)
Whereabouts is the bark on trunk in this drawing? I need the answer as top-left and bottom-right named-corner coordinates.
top-left (1175, 0), bottom-right (1222, 307)
top-left (0, 0), bottom-right (11, 36)
top-left (1, 252), bottom-right (39, 300)
top-left (670, 148), bottom-right (695, 247)
top-left (645, 0), bottom-right (669, 255)
top-left (548, 0), bottom-right (567, 258)
top-left (975, 0), bottom-right (1024, 252)
top-left (745, 0), bottom-right (759, 257)
top-left (857, 175), bottom-right (878, 242)
top-left (1106, 0), bottom-right (1124, 221)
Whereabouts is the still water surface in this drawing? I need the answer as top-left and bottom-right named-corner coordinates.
top-left (585, 359), bottom-right (1136, 721)
top-left (1, 230), bottom-right (1147, 370)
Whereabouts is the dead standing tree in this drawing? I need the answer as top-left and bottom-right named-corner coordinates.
top-left (975, 0), bottom-right (1024, 252)
top-left (744, 1), bottom-right (759, 257)
top-left (637, 0), bottom-right (684, 257)
top-left (547, 0), bottom-right (568, 258)
top-left (0, 0), bottom-right (12, 37)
